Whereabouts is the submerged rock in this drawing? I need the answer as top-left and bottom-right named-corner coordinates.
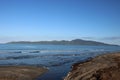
top-left (29, 51), bottom-right (40, 53)
top-left (64, 52), bottom-right (120, 80)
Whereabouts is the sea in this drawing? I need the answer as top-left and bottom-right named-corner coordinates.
top-left (0, 44), bottom-right (120, 80)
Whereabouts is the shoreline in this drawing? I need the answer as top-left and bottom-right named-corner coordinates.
top-left (64, 52), bottom-right (120, 80)
top-left (0, 65), bottom-right (48, 80)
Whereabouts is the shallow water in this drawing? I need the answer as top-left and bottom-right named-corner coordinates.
top-left (0, 44), bottom-right (120, 80)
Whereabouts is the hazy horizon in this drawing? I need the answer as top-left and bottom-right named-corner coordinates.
top-left (0, 0), bottom-right (120, 45)
top-left (0, 38), bottom-right (119, 46)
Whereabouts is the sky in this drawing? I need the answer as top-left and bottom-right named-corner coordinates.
top-left (0, 0), bottom-right (120, 45)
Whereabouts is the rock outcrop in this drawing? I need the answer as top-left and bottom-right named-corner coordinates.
top-left (0, 66), bottom-right (47, 80)
top-left (64, 52), bottom-right (120, 80)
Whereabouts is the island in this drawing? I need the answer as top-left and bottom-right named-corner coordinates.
top-left (7, 39), bottom-right (118, 46)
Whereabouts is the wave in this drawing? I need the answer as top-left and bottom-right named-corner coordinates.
top-left (0, 48), bottom-right (117, 54)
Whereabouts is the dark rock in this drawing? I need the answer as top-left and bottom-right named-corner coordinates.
top-left (29, 51), bottom-right (40, 53)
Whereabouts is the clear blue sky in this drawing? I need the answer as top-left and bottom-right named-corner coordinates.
top-left (0, 0), bottom-right (120, 44)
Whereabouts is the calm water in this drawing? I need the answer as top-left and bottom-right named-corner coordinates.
top-left (0, 44), bottom-right (120, 80)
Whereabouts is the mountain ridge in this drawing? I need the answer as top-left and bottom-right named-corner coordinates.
top-left (7, 39), bottom-right (118, 46)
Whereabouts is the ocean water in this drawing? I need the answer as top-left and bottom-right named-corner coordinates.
top-left (0, 44), bottom-right (120, 80)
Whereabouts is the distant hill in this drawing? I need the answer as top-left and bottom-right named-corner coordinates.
top-left (7, 39), bottom-right (117, 46)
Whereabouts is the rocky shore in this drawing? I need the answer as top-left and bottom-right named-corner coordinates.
top-left (0, 66), bottom-right (47, 80)
top-left (64, 52), bottom-right (120, 80)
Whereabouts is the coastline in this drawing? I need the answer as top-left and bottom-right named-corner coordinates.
top-left (64, 52), bottom-right (120, 80)
top-left (0, 44), bottom-right (120, 80)
top-left (0, 66), bottom-right (48, 80)
top-left (0, 52), bottom-right (120, 80)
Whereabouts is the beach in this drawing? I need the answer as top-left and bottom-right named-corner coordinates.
top-left (0, 44), bottom-right (120, 80)
top-left (0, 52), bottom-right (120, 80)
